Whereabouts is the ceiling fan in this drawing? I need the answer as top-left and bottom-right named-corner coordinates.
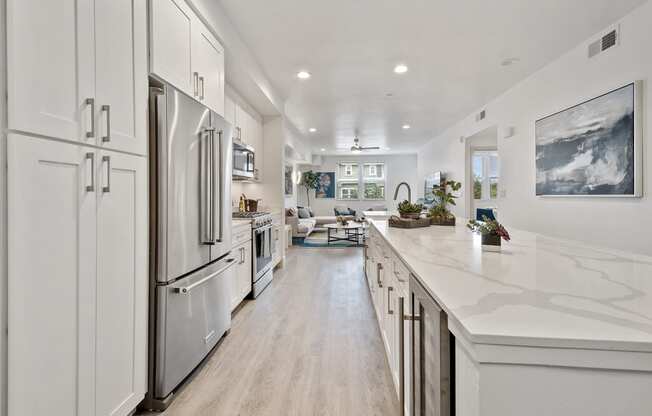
top-left (350, 135), bottom-right (380, 153)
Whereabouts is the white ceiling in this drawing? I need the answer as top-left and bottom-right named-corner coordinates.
top-left (218, 0), bottom-right (646, 155)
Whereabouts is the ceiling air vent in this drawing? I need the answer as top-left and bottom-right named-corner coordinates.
top-left (589, 27), bottom-right (619, 58)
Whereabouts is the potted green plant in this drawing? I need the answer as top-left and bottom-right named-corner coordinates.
top-left (467, 216), bottom-right (511, 251)
top-left (429, 180), bottom-right (462, 226)
top-left (397, 200), bottom-right (423, 220)
top-left (300, 170), bottom-right (320, 206)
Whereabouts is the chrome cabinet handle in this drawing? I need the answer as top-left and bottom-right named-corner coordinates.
top-left (199, 76), bottom-right (205, 100)
top-left (376, 263), bottom-right (383, 288)
top-left (175, 258), bottom-right (236, 294)
top-left (399, 296), bottom-right (405, 415)
top-left (236, 126), bottom-right (242, 141)
top-left (85, 152), bottom-right (95, 192)
top-left (387, 287), bottom-right (394, 315)
top-left (193, 72), bottom-right (199, 96)
top-left (85, 98), bottom-right (95, 138)
top-left (240, 247), bottom-right (245, 264)
top-left (102, 155), bottom-right (111, 193)
top-left (101, 105), bottom-right (111, 142)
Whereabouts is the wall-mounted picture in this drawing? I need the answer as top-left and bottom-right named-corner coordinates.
top-left (535, 82), bottom-right (642, 197)
top-left (315, 172), bottom-right (335, 199)
top-left (284, 165), bottom-right (294, 196)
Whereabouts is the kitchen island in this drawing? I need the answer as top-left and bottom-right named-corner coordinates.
top-left (366, 219), bottom-right (652, 416)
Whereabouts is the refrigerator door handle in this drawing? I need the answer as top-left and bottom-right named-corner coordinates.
top-left (201, 128), bottom-right (215, 245)
top-left (174, 258), bottom-right (236, 294)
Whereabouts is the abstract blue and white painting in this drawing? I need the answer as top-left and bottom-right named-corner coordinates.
top-left (536, 83), bottom-right (637, 196)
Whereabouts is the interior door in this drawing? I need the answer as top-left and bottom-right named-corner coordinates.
top-left (7, 134), bottom-right (96, 416)
top-left (192, 22), bottom-right (225, 115)
top-left (411, 276), bottom-right (451, 416)
top-left (161, 87), bottom-right (212, 281)
top-left (96, 150), bottom-right (147, 416)
top-left (95, 0), bottom-right (147, 155)
top-left (7, 0), bottom-right (94, 143)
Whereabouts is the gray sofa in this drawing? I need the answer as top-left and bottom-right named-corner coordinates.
top-left (286, 206), bottom-right (356, 237)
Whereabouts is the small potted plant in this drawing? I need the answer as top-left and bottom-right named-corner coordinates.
top-left (397, 200), bottom-right (424, 220)
top-left (429, 180), bottom-right (462, 226)
top-left (467, 216), bottom-right (510, 251)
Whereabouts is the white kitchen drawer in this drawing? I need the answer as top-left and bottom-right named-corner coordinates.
top-left (232, 223), bottom-right (251, 246)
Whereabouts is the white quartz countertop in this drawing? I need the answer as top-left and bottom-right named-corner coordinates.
top-left (369, 219), bottom-right (652, 352)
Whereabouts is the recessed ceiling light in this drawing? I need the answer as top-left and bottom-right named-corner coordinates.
top-left (501, 57), bottom-right (520, 67)
top-left (393, 64), bottom-right (408, 74)
top-left (320, 148), bottom-right (326, 152)
top-left (402, 124), bottom-right (411, 130)
top-left (297, 71), bottom-right (311, 79)
top-left (309, 128), bottom-right (317, 133)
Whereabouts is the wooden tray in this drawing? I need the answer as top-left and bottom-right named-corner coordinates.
top-left (388, 216), bottom-right (431, 229)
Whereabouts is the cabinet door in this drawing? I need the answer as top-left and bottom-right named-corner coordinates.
top-left (7, 134), bottom-right (96, 416)
top-left (95, 0), bottom-right (148, 155)
top-left (384, 275), bottom-right (397, 377)
top-left (7, 0), bottom-right (94, 143)
top-left (96, 151), bottom-right (147, 416)
top-left (411, 276), bottom-right (451, 416)
top-left (239, 244), bottom-right (253, 299)
top-left (150, 0), bottom-right (193, 96)
top-left (192, 21), bottom-right (225, 116)
top-left (235, 104), bottom-right (249, 144)
top-left (224, 95), bottom-right (236, 127)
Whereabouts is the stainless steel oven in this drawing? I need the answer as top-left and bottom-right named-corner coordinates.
top-left (252, 223), bottom-right (274, 297)
top-left (233, 142), bottom-right (255, 179)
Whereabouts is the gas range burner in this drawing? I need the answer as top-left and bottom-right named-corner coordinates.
top-left (232, 211), bottom-right (270, 218)
top-left (233, 211), bottom-right (273, 228)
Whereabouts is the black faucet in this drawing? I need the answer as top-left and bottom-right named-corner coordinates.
top-left (393, 182), bottom-right (412, 203)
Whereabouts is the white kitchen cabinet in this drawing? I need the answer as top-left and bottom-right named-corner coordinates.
top-left (7, 134), bottom-right (148, 416)
top-left (224, 94), bottom-right (236, 127)
top-left (150, 0), bottom-right (193, 94)
top-left (7, 134), bottom-right (97, 416)
top-left (231, 223), bottom-right (252, 311)
top-left (192, 21), bottom-right (225, 115)
top-left (150, 0), bottom-right (225, 116)
top-left (95, 0), bottom-right (148, 155)
top-left (95, 150), bottom-right (148, 416)
top-left (8, 0), bottom-right (147, 155)
top-left (7, 0), bottom-right (94, 143)
top-left (232, 241), bottom-right (253, 310)
top-left (272, 214), bottom-right (284, 268)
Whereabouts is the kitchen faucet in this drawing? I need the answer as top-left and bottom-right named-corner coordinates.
top-left (393, 182), bottom-right (412, 203)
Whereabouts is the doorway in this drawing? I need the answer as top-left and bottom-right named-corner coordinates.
top-left (464, 126), bottom-right (499, 220)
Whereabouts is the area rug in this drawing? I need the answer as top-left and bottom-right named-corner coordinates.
top-left (293, 230), bottom-right (363, 248)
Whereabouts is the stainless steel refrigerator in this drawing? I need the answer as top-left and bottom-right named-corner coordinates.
top-left (145, 82), bottom-right (234, 410)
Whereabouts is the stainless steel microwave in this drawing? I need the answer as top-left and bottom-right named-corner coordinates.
top-left (233, 142), bottom-right (255, 180)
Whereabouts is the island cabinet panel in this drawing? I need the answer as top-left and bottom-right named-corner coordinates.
top-left (367, 218), bottom-right (652, 416)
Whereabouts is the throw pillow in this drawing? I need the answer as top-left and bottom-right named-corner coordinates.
top-left (308, 207), bottom-right (315, 217)
top-left (297, 207), bottom-right (311, 219)
top-left (285, 208), bottom-right (296, 217)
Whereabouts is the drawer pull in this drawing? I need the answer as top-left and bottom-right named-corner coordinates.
top-left (387, 287), bottom-right (394, 315)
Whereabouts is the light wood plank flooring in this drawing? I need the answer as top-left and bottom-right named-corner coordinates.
top-left (139, 247), bottom-right (400, 416)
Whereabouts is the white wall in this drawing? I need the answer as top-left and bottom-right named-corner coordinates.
top-left (417, 1), bottom-right (652, 255)
top-left (297, 154), bottom-right (418, 216)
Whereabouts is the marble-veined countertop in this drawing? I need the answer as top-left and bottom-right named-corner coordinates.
top-left (369, 219), bottom-right (652, 352)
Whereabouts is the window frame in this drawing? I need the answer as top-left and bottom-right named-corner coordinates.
top-left (335, 161), bottom-right (387, 201)
top-left (472, 150), bottom-right (499, 202)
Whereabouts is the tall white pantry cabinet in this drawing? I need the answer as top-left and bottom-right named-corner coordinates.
top-left (6, 0), bottom-right (149, 415)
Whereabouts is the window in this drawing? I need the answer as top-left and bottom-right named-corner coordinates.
top-left (336, 162), bottom-right (386, 200)
top-left (339, 182), bottom-right (359, 200)
top-left (363, 163), bottom-right (385, 200)
top-left (472, 151), bottom-right (499, 201)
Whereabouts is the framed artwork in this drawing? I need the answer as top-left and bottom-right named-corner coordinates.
top-left (284, 165), bottom-right (293, 196)
top-left (315, 172), bottom-right (335, 199)
top-left (535, 81), bottom-right (642, 197)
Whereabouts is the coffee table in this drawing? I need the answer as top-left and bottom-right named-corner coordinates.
top-left (324, 222), bottom-right (366, 246)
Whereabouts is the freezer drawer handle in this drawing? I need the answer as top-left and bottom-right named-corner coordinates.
top-left (174, 258), bottom-right (236, 294)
